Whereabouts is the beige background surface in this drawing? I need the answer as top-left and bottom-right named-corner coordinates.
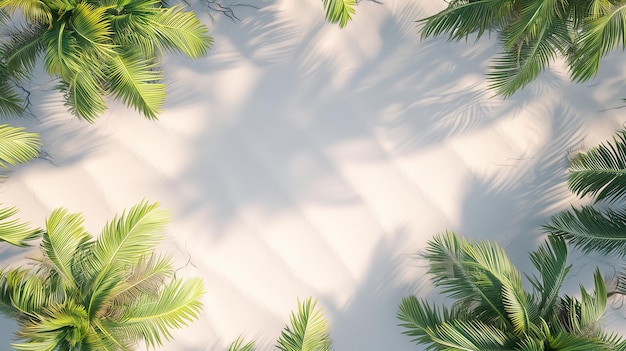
top-left (1, 0), bottom-right (626, 349)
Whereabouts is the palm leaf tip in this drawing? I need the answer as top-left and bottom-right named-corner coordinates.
top-left (0, 205), bottom-right (42, 246)
top-left (276, 297), bottom-right (332, 351)
top-left (229, 337), bottom-right (255, 351)
top-left (322, 0), bottom-right (356, 28)
top-left (567, 129), bottom-right (626, 204)
top-left (0, 124), bottom-right (42, 168)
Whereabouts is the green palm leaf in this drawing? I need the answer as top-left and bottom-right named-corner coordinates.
top-left (106, 50), bottom-right (166, 119)
top-left (397, 296), bottom-right (515, 350)
top-left (0, 80), bottom-right (24, 117)
top-left (0, 0), bottom-right (52, 25)
top-left (87, 200), bottom-right (169, 317)
top-left (545, 206), bottom-right (626, 256)
top-left (567, 129), bottom-right (626, 203)
top-left (527, 235), bottom-right (571, 318)
top-left (0, 205), bottom-right (41, 246)
top-left (464, 237), bottom-right (537, 333)
top-left (0, 268), bottom-right (50, 318)
top-left (569, 2), bottom-right (626, 82)
top-left (488, 15), bottom-right (570, 96)
top-left (0, 124), bottom-right (41, 168)
top-left (229, 337), bottom-right (255, 351)
top-left (61, 68), bottom-right (107, 122)
top-left (122, 277), bottom-right (204, 348)
top-left (1, 24), bottom-right (46, 79)
top-left (418, 0), bottom-right (513, 41)
top-left (42, 208), bottom-right (91, 289)
top-left (578, 269), bottom-right (607, 329)
top-left (110, 254), bottom-right (174, 305)
top-left (71, 2), bottom-right (113, 55)
top-left (322, 0), bottom-right (356, 29)
top-left (146, 5), bottom-right (212, 58)
top-left (276, 298), bottom-right (332, 351)
top-left (42, 21), bottom-right (82, 78)
top-left (424, 231), bottom-right (515, 326)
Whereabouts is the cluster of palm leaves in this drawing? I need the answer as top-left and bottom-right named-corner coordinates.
top-left (0, 0), bottom-right (212, 122)
top-left (0, 200), bottom-right (204, 350)
top-left (398, 128), bottom-right (626, 350)
top-left (418, 0), bottom-right (626, 96)
top-left (398, 231), bottom-right (625, 350)
top-left (545, 129), bottom-right (626, 296)
top-left (229, 298), bottom-right (332, 351)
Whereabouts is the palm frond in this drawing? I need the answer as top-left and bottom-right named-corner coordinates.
top-left (322, 0), bottom-right (356, 29)
top-left (397, 296), bottom-right (450, 347)
top-left (0, 124), bottom-right (41, 168)
top-left (578, 269), bottom-right (607, 328)
top-left (109, 254), bottom-right (174, 305)
top-left (60, 68), bottom-right (107, 122)
top-left (0, 0), bottom-right (52, 25)
top-left (463, 238), bottom-right (537, 334)
top-left (488, 18), bottom-right (568, 97)
top-left (547, 332), bottom-right (609, 351)
top-left (106, 50), bottom-right (166, 119)
top-left (544, 206), bottom-right (626, 257)
top-left (0, 23), bottom-right (46, 79)
top-left (276, 298), bottom-right (332, 351)
top-left (91, 200), bottom-right (168, 271)
top-left (502, 0), bottom-right (564, 48)
top-left (42, 208), bottom-right (91, 289)
top-left (0, 268), bottom-right (50, 319)
top-left (424, 231), bottom-right (514, 327)
top-left (418, 0), bottom-right (513, 41)
top-left (397, 296), bottom-right (515, 350)
top-left (87, 200), bottom-right (169, 317)
top-left (567, 129), bottom-right (626, 203)
top-left (71, 2), bottom-right (113, 56)
top-left (527, 235), bottom-right (571, 318)
top-left (146, 5), bottom-right (212, 58)
top-left (42, 21), bottom-right (82, 79)
top-left (121, 277), bottom-right (204, 348)
top-left (0, 205), bottom-right (41, 246)
top-left (17, 300), bottom-right (89, 350)
top-left (229, 337), bottom-right (255, 351)
top-left (0, 79), bottom-right (24, 117)
top-left (569, 2), bottom-right (626, 82)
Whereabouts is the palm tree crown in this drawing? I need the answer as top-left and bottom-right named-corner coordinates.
top-left (0, 200), bottom-right (204, 350)
top-left (398, 231), bottom-right (624, 351)
top-left (0, 0), bottom-right (212, 121)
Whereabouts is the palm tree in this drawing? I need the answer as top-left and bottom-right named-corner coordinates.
top-left (418, 0), bottom-right (626, 97)
top-left (229, 298), bottom-right (332, 351)
top-left (0, 0), bottom-right (212, 121)
top-left (0, 200), bottom-right (204, 350)
top-left (398, 231), bottom-right (624, 350)
top-left (545, 128), bottom-right (626, 295)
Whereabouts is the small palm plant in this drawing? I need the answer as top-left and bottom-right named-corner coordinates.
top-left (0, 0), bottom-right (212, 121)
top-left (229, 297), bottom-right (332, 351)
top-left (545, 128), bottom-right (626, 296)
top-left (398, 231), bottom-right (625, 350)
top-left (0, 200), bottom-right (204, 350)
